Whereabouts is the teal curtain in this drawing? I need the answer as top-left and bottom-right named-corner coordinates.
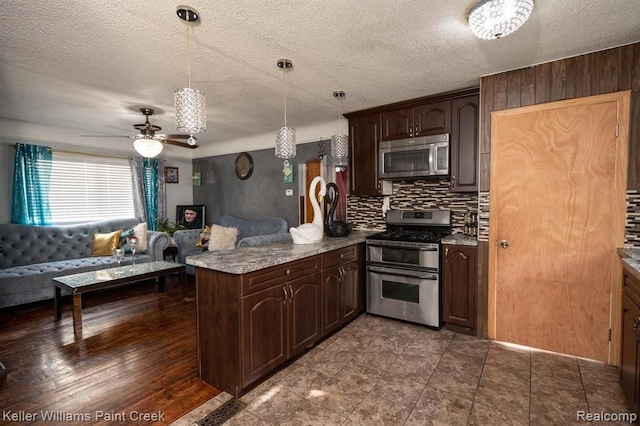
top-left (130, 157), bottom-right (166, 231)
top-left (11, 143), bottom-right (53, 225)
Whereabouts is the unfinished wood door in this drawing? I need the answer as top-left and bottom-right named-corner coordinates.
top-left (489, 92), bottom-right (629, 363)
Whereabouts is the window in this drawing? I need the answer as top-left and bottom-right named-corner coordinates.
top-left (48, 153), bottom-right (135, 224)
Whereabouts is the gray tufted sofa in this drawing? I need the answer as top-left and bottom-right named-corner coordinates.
top-left (173, 215), bottom-right (292, 275)
top-left (0, 218), bottom-right (170, 309)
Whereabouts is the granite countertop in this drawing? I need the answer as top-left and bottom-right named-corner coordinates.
top-left (619, 248), bottom-right (640, 282)
top-left (186, 230), bottom-right (376, 275)
top-left (441, 233), bottom-right (478, 247)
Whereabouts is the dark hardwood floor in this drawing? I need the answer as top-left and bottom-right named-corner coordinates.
top-left (0, 275), bottom-right (220, 425)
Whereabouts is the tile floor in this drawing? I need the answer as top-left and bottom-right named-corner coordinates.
top-left (172, 314), bottom-right (634, 425)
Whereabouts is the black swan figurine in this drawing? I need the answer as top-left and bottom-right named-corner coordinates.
top-left (324, 182), bottom-right (352, 237)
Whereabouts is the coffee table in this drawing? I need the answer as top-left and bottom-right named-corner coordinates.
top-left (53, 261), bottom-right (186, 336)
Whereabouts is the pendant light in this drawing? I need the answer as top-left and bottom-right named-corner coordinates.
top-left (330, 91), bottom-right (348, 165)
top-left (275, 59), bottom-right (296, 160)
top-left (175, 7), bottom-right (206, 136)
top-left (468, 0), bottom-right (534, 40)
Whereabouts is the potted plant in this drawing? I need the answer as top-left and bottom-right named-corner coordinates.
top-left (157, 218), bottom-right (185, 237)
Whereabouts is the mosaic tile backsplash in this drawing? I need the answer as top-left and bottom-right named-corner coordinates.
top-left (627, 190), bottom-right (640, 248)
top-left (348, 185), bottom-right (640, 248)
top-left (346, 178), bottom-right (478, 234)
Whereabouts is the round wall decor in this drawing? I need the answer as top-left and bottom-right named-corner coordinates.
top-left (234, 152), bottom-right (254, 180)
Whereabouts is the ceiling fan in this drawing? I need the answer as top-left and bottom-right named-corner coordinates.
top-left (86, 108), bottom-right (198, 157)
top-left (129, 107), bottom-right (198, 149)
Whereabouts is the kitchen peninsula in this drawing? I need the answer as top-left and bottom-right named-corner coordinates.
top-left (186, 231), bottom-right (373, 397)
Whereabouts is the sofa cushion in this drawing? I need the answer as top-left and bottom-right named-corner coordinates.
top-left (91, 230), bottom-right (123, 256)
top-left (208, 225), bottom-right (238, 251)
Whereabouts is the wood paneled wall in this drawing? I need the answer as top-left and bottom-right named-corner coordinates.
top-left (480, 42), bottom-right (640, 191)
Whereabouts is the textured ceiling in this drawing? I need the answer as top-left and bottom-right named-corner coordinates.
top-left (1, 1), bottom-right (639, 158)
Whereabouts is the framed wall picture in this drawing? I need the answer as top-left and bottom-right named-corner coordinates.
top-left (176, 205), bottom-right (205, 229)
top-left (165, 167), bottom-right (179, 183)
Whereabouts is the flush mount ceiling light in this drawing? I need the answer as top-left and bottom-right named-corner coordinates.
top-left (467, 0), bottom-right (534, 40)
top-left (175, 6), bottom-right (207, 136)
top-left (275, 59), bottom-right (296, 161)
top-left (331, 91), bottom-right (348, 165)
top-left (133, 138), bottom-right (163, 158)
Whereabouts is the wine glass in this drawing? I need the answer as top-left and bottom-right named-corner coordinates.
top-left (127, 236), bottom-right (139, 265)
top-left (112, 247), bottom-right (124, 267)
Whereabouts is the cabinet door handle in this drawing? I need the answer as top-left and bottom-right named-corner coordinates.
top-left (415, 123), bottom-right (419, 136)
top-left (283, 287), bottom-right (287, 305)
top-left (289, 285), bottom-right (294, 301)
top-left (450, 175), bottom-right (456, 189)
top-left (285, 269), bottom-right (291, 275)
top-left (634, 317), bottom-right (640, 334)
top-left (445, 247), bottom-right (449, 258)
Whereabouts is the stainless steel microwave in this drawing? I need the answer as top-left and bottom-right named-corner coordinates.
top-left (378, 134), bottom-right (449, 180)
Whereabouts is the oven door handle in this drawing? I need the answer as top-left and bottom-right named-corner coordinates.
top-left (367, 244), bottom-right (438, 251)
top-left (367, 266), bottom-right (438, 280)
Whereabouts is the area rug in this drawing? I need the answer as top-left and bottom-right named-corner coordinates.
top-left (195, 398), bottom-right (245, 426)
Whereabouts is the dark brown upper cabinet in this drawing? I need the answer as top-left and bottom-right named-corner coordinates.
top-left (381, 101), bottom-right (451, 142)
top-left (450, 95), bottom-right (479, 192)
top-left (348, 113), bottom-right (383, 196)
top-left (345, 87), bottom-right (479, 197)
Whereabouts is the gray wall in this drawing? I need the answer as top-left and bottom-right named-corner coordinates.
top-left (193, 141), bottom-right (322, 228)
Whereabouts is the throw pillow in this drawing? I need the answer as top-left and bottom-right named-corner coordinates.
top-left (133, 222), bottom-right (149, 253)
top-left (91, 230), bottom-right (124, 256)
top-left (119, 227), bottom-right (135, 253)
top-left (196, 225), bottom-right (211, 251)
top-left (208, 225), bottom-right (238, 251)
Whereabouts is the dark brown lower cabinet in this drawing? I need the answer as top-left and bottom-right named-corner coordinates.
top-left (241, 273), bottom-right (320, 387)
top-left (320, 245), bottom-right (363, 337)
top-left (196, 243), bottom-right (364, 397)
top-left (321, 259), bottom-right (360, 337)
top-left (443, 244), bottom-right (477, 331)
top-left (620, 269), bottom-right (640, 419)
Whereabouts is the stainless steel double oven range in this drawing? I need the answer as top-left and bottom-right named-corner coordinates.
top-left (366, 209), bottom-right (451, 329)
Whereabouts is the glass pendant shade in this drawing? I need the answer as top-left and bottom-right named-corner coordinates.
top-left (331, 134), bottom-right (348, 163)
top-left (175, 87), bottom-right (207, 134)
top-left (275, 59), bottom-right (295, 159)
top-left (133, 138), bottom-right (163, 158)
top-left (275, 127), bottom-right (296, 159)
top-left (468, 0), bottom-right (533, 40)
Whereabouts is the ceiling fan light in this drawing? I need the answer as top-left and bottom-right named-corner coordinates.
top-left (175, 88), bottom-right (207, 134)
top-left (468, 0), bottom-right (534, 40)
top-left (133, 138), bottom-right (163, 158)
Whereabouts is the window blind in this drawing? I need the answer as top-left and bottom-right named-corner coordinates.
top-left (48, 153), bottom-right (135, 224)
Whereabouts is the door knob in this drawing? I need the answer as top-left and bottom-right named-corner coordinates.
top-left (500, 240), bottom-right (509, 249)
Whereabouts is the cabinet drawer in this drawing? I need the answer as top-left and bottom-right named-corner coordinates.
top-left (321, 246), bottom-right (357, 269)
top-left (624, 271), bottom-right (640, 307)
top-left (242, 256), bottom-right (320, 296)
